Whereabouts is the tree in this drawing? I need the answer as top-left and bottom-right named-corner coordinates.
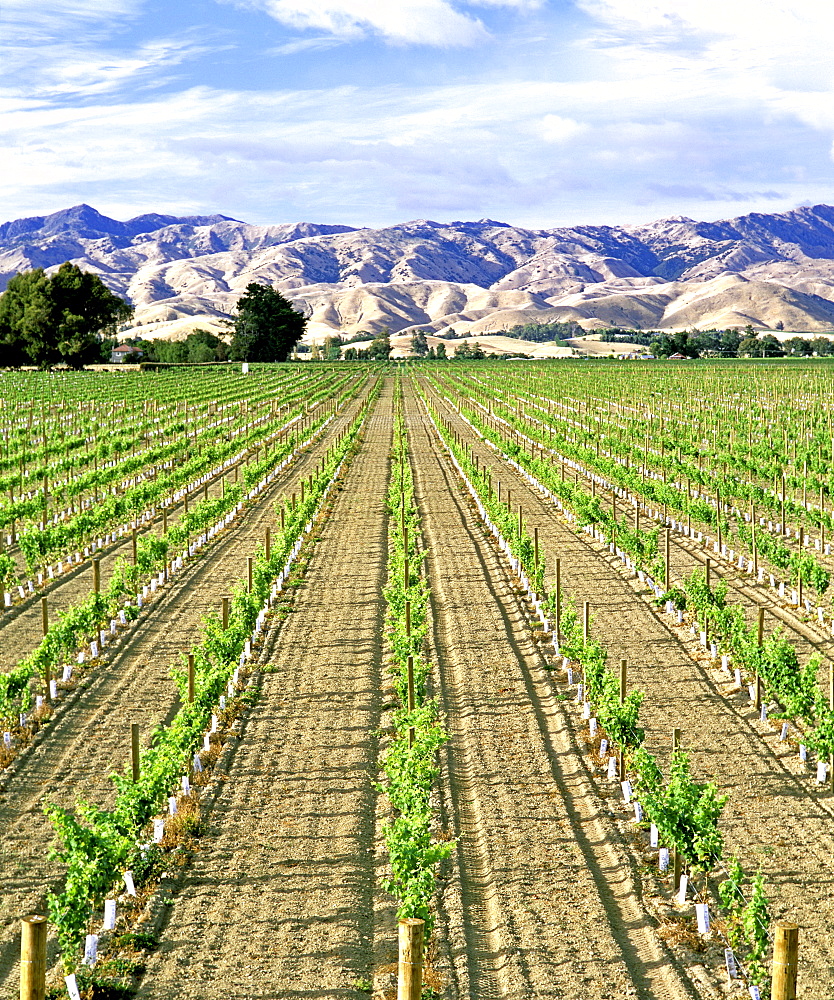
top-left (229, 283), bottom-right (307, 362)
top-left (410, 329), bottom-right (429, 357)
top-left (0, 263), bottom-right (132, 368)
top-left (368, 331), bottom-right (391, 360)
top-left (435, 342), bottom-right (448, 360)
top-left (324, 336), bottom-right (343, 361)
top-left (785, 336), bottom-right (811, 356)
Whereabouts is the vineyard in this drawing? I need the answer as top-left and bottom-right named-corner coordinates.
top-left (1, 361), bottom-right (831, 999)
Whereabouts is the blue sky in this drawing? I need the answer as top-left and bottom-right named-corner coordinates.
top-left (2, 1), bottom-right (833, 230)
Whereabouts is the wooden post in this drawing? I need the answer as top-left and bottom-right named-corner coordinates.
top-left (131, 723), bottom-right (140, 782)
top-left (798, 526), bottom-right (804, 607)
top-left (132, 528), bottom-right (138, 565)
top-left (517, 504), bottom-right (522, 541)
top-left (163, 508), bottom-right (168, 534)
top-left (405, 600), bottom-right (411, 638)
top-left (247, 556), bottom-right (253, 593)
top-left (40, 597), bottom-right (48, 637)
top-left (618, 659), bottom-right (627, 778)
top-left (634, 499), bottom-right (639, 533)
top-left (716, 488), bottom-right (722, 553)
top-left (188, 653), bottom-right (195, 704)
top-left (534, 527), bottom-right (539, 573)
top-left (771, 923), bottom-right (799, 1000)
top-left (756, 608), bottom-right (764, 710)
top-left (829, 664), bottom-right (834, 794)
top-left (203, 482), bottom-right (208, 501)
top-left (583, 601), bottom-right (589, 643)
top-left (92, 557), bottom-right (100, 594)
top-left (280, 507), bottom-right (285, 532)
top-left (751, 503), bottom-right (757, 576)
top-left (265, 527), bottom-right (271, 562)
top-left (397, 917), bottom-right (424, 1000)
top-left (404, 525), bottom-right (410, 590)
top-left (222, 596), bottom-right (230, 630)
top-left (554, 558), bottom-right (561, 647)
top-left (705, 557), bottom-right (711, 590)
top-left (664, 528), bottom-right (670, 591)
top-left (19, 915), bottom-right (47, 1000)
top-left (184, 489), bottom-right (189, 513)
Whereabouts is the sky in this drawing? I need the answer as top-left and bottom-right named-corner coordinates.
top-left (2, 1), bottom-right (834, 231)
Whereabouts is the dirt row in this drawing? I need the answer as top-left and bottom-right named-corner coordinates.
top-left (0, 404), bottom-right (329, 674)
top-left (132, 381), bottom-right (394, 998)
top-left (0, 388), bottom-right (368, 992)
top-left (425, 380), bottom-right (834, 997)
top-left (404, 384), bottom-right (701, 1000)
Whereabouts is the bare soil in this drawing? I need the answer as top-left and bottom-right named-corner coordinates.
top-left (404, 385), bottom-right (697, 1000)
top-left (131, 383), bottom-right (394, 998)
top-left (427, 384), bottom-right (834, 997)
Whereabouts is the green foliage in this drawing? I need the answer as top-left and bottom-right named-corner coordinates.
top-left (0, 263), bottom-right (132, 368)
top-left (230, 283), bottom-right (307, 362)
top-left (632, 749), bottom-right (727, 874)
top-left (379, 386), bottom-right (452, 935)
top-left (719, 859), bottom-right (771, 988)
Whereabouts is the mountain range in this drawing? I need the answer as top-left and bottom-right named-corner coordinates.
top-left (3, 202), bottom-right (834, 340)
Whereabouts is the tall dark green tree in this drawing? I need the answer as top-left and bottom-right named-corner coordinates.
top-left (410, 329), bottom-right (429, 357)
top-left (0, 263), bottom-right (132, 368)
top-left (229, 283), bottom-right (307, 362)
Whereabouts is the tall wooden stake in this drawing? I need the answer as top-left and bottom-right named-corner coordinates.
top-left (771, 923), bottom-right (799, 1000)
top-left (664, 528), bottom-right (670, 590)
top-left (222, 596), bottom-right (230, 630)
top-left (92, 557), bottom-right (100, 594)
top-left (583, 601), bottom-right (589, 643)
top-left (407, 655), bottom-right (416, 749)
top-left (19, 915), bottom-right (47, 1000)
top-left (131, 723), bottom-right (140, 782)
top-left (672, 727), bottom-right (682, 891)
top-left (756, 608), bottom-right (764, 709)
top-left (397, 918), bottom-right (424, 1000)
top-left (188, 653), bottom-right (195, 704)
top-left (554, 557), bottom-right (561, 647)
top-left (247, 556), bottom-right (253, 593)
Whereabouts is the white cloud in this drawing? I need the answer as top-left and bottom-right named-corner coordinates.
top-left (230, 0), bottom-right (543, 46)
top-left (539, 114), bottom-right (588, 143)
top-left (0, 0), bottom-right (141, 43)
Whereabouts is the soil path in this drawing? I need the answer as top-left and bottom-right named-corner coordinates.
top-left (0, 389), bottom-right (368, 992)
top-left (134, 383), bottom-right (392, 999)
top-left (405, 384), bottom-right (695, 1000)
top-left (424, 381), bottom-right (834, 997)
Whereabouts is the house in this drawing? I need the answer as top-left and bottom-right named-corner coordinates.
top-left (666, 352), bottom-right (689, 360)
top-left (110, 344), bottom-right (143, 363)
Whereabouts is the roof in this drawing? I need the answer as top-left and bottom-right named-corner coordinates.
top-left (113, 344), bottom-right (141, 353)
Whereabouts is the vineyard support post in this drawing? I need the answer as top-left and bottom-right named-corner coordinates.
top-left (664, 529), bottom-right (670, 591)
top-left (705, 558), bottom-right (711, 590)
top-left (163, 508), bottom-right (167, 534)
top-left (131, 723), bottom-right (140, 782)
top-left (554, 558), bottom-right (561, 647)
top-left (756, 608), bottom-right (764, 710)
top-left (517, 504), bottom-right (522, 541)
top-left (247, 556), bottom-right (253, 594)
top-left (751, 504), bottom-right (757, 577)
top-left (222, 596), bottom-right (230, 631)
top-left (618, 660), bottom-right (626, 779)
top-left (132, 529), bottom-right (137, 566)
top-left (19, 915), bottom-right (47, 1000)
top-left (397, 917), bottom-right (424, 1000)
top-left (403, 525), bottom-right (409, 590)
top-left (92, 558), bottom-right (100, 594)
top-left (798, 527), bottom-right (804, 607)
top-left (188, 653), bottom-right (195, 704)
top-left (771, 923), bottom-right (799, 1000)
top-left (672, 728), bottom-right (682, 891)
top-left (717, 488), bottom-right (722, 553)
top-left (265, 527), bottom-right (271, 563)
top-left (40, 597), bottom-right (47, 637)
top-left (829, 664), bottom-right (834, 794)
top-left (583, 601), bottom-right (589, 643)
top-left (534, 527), bottom-right (539, 574)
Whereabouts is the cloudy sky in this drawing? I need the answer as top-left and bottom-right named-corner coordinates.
top-left (2, 1), bottom-right (833, 230)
